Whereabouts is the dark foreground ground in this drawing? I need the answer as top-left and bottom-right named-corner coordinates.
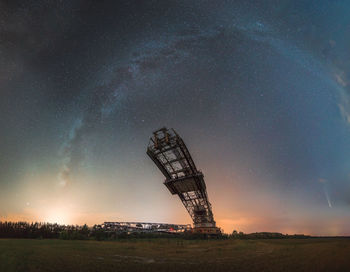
top-left (0, 238), bottom-right (349, 271)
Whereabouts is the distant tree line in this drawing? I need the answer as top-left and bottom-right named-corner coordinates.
top-left (0, 221), bottom-right (90, 239)
top-left (0, 221), bottom-right (224, 240)
top-left (229, 230), bottom-right (311, 239)
top-left (0, 221), bottom-right (311, 240)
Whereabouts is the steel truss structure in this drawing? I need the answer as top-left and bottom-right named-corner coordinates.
top-left (103, 222), bottom-right (190, 233)
top-left (147, 127), bottom-right (220, 234)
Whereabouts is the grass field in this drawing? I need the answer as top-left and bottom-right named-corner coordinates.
top-left (0, 238), bottom-right (349, 271)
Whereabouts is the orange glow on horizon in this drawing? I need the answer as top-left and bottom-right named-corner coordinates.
top-left (1, 172), bottom-right (349, 236)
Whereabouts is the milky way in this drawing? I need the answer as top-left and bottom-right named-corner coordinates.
top-left (0, 1), bottom-right (350, 235)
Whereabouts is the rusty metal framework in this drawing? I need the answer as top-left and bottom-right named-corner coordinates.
top-left (103, 222), bottom-right (190, 233)
top-left (147, 127), bottom-right (219, 232)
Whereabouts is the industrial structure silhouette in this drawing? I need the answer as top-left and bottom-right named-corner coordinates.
top-left (103, 127), bottom-right (220, 234)
top-left (147, 127), bottom-right (220, 234)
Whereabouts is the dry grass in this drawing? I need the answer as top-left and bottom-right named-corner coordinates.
top-left (0, 238), bottom-right (349, 271)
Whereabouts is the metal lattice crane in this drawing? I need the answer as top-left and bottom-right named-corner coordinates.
top-left (147, 127), bottom-right (220, 234)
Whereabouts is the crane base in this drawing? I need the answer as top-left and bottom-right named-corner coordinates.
top-left (192, 227), bottom-right (221, 235)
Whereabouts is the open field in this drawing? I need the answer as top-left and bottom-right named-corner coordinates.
top-left (0, 238), bottom-right (349, 271)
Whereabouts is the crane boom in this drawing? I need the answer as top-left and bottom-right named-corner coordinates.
top-left (147, 127), bottom-right (220, 234)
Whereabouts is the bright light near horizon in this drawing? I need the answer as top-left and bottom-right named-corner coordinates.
top-left (44, 207), bottom-right (71, 225)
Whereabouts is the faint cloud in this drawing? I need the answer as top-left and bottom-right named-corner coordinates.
top-left (335, 71), bottom-right (348, 87)
top-left (336, 71), bottom-right (350, 125)
top-left (338, 89), bottom-right (350, 124)
top-left (338, 103), bottom-right (350, 124)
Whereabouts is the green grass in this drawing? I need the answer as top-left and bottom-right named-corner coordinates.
top-left (0, 238), bottom-right (349, 271)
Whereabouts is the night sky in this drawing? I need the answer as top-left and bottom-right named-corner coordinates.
top-left (1, 1), bottom-right (350, 235)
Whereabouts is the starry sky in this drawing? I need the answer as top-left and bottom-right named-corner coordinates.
top-left (1, 0), bottom-right (350, 235)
